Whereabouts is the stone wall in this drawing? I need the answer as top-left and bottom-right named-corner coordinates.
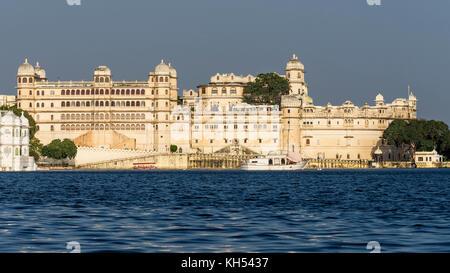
top-left (75, 146), bottom-right (152, 166)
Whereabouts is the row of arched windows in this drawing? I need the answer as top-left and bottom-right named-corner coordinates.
top-left (94, 77), bottom-right (110, 83)
top-left (61, 124), bottom-right (145, 131)
top-left (151, 76), bottom-right (169, 82)
top-left (61, 113), bottom-right (146, 121)
top-left (61, 89), bottom-right (146, 96)
top-left (18, 77), bottom-right (33, 84)
top-left (61, 101), bottom-right (146, 107)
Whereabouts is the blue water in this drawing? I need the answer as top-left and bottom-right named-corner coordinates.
top-left (0, 169), bottom-right (449, 253)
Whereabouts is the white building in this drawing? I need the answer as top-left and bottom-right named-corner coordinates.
top-left (0, 111), bottom-right (37, 171)
top-left (415, 150), bottom-right (444, 168)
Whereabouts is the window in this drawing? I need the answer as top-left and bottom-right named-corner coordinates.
top-left (212, 89), bottom-right (218, 95)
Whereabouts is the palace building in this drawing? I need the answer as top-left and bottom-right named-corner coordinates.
top-left (0, 111), bottom-right (36, 171)
top-left (14, 54), bottom-right (417, 161)
top-left (16, 58), bottom-right (178, 152)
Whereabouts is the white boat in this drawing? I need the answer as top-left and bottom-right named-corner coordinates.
top-left (240, 152), bottom-right (309, 171)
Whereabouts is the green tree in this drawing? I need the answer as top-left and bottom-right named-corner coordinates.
top-left (29, 137), bottom-right (43, 162)
top-left (41, 139), bottom-right (77, 160)
top-left (383, 119), bottom-right (450, 160)
top-left (170, 145), bottom-right (178, 153)
top-left (243, 73), bottom-right (290, 106)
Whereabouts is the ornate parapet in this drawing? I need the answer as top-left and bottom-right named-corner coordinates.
top-left (281, 95), bottom-right (302, 109)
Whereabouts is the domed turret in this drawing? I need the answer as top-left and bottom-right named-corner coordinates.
top-left (93, 66), bottom-right (112, 83)
top-left (286, 54), bottom-right (304, 71)
top-left (168, 62), bottom-right (177, 78)
top-left (375, 93), bottom-right (384, 105)
top-left (155, 58), bottom-right (170, 75)
top-left (17, 57), bottom-right (35, 76)
top-left (94, 65), bottom-right (111, 76)
top-left (34, 61), bottom-right (46, 79)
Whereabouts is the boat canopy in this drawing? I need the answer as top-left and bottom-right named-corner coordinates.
top-left (287, 152), bottom-right (302, 163)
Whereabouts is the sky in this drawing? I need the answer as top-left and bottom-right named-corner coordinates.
top-left (0, 0), bottom-right (449, 124)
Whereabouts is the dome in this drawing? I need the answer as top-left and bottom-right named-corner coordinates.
top-left (286, 54), bottom-right (304, 71)
top-left (375, 93), bottom-right (384, 101)
top-left (94, 65), bottom-right (111, 76)
top-left (155, 59), bottom-right (170, 75)
top-left (374, 147), bottom-right (383, 155)
top-left (34, 61), bottom-right (46, 79)
top-left (168, 62), bottom-right (177, 78)
top-left (18, 58), bottom-right (35, 76)
top-left (20, 112), bottom-right (29, 126)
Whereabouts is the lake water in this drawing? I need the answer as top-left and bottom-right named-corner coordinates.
top-left (0, 169), bottom-right (449, 253)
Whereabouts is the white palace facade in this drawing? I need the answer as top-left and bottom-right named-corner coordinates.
top-left (0, 111), bottom-right (37, 171)
top-left (14, 55), bottom-right (417, 161)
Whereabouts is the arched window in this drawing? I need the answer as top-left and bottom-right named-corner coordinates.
top-left (100, 89), bottom-right (104, 95)
top-left (105, 77), bottom-right (110, 83)
top-left (100, 77), bottom-right (104, 83)
top-left (37, 91), bottom-right (40, 96)
top-left (136, 90), bottom-right (140, 95)
top-left (165, 77), bottom-right (168, 82)
top-left (105, 101), bottom-right (109, 107)
top-left (61, 102), bottom-right (65, 107)
top-left (18, 78), bottom-right (21, 83)
top-left (105, 89), bottom-right (109, 95)
top-left (131, 89), bottom-right (135, 95)
top-left (111, 101), bottom-right (115, 107)
top-left (36, 103), bottom-right (39, 108)
top-left (100, 101), bottom-right (104, 107)
top-left (136, 101), bottom-right (140, 107)
top-left (126, 101), bottom-right (130, 107)
top-left (86, 89), bottom-right (90, 95)
top-left (126, 89), bottom-right (130, 95)
top-left (81, 90), bottom-right (85, 95)
top-left (61, 90), bottom-right (65, 95)
top-left (111, 89), bottom-right (115, 95)
top-left (76, 90), bottom-right (80, 95)
top-left (131, 101), bottom-right (135, 107)
top-left (51, 103), bottom-right (54, 108)
top-left (160, 77), bottom-right (164, 82)
top-left (121, 89), bottom-right (125, 95)
top-left (71, 90), bottom-right (75, 95)
top-left (76, 101), bottom-right (80, 107)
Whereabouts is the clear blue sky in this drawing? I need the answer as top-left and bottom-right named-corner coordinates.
top-left (0, 0), bottom-right (449, 124)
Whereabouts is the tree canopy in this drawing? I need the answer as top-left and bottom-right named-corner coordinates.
top-left (243, 73), bottom-right (290, 106)
top-left (41, 139), bottom-right (78, 160)
top-left (383, 119), bottom-right (450, 160)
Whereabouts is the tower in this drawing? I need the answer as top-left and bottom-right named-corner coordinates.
top-left (285, 54), bottom-right (307, 97)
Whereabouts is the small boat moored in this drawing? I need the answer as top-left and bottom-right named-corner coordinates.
top-left (240, 152), bottom-right (309, 171)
